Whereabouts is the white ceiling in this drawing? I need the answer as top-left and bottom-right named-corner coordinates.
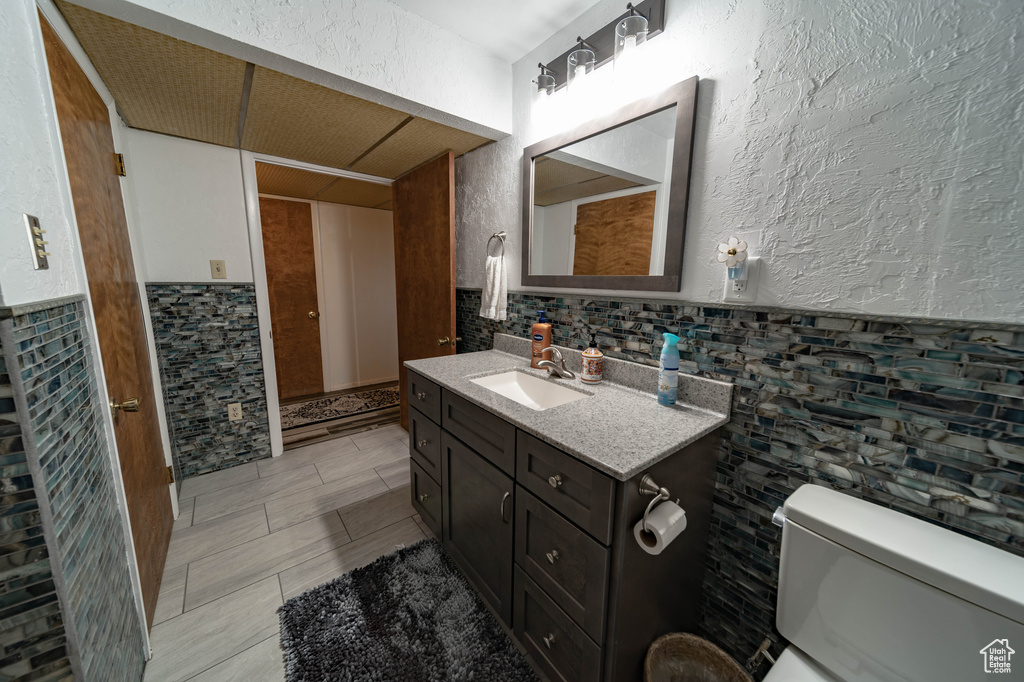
top-left (387, 0), bottom-right (603, 63)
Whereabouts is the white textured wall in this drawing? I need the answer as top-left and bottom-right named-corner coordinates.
top-left (316, 202), bottom-right (399, 391)
top-left (0, 0), bottom-right (84, 305)
top-left (77, 0), bottom-right (512, 136)
top-left (456, 0), bottom-right (1024, 324)
top-left (120, 129), bottom-right (254, 283)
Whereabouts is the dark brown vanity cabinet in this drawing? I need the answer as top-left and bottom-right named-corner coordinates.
top-left (441, 431), bottom-right (515, 624)
top-left (406, 370), bottom-right (720, 682)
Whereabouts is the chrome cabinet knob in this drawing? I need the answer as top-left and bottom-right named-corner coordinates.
top-left (416, 392), bottom-right (427, 401)
top-left (546, 550), bottom-right (559, 564)
top-left (418, 493), bottom-right (429, 502)
top-left (417, 439), bottom-right (429, 448)
top-left (548, 474), bottom-right (562, 488)
top-left (542, 633), bottom-right (555, 649)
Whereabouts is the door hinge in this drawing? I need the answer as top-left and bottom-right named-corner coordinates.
top-left (166, 465), bottom-right (174, 484)
top-left (114, 153), bottom-right (126, 177)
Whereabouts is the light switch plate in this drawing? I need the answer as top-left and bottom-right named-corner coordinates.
top-left (210, 260), bottom-right (227, 279)
top-left (24, 215), bottom-right (49, 270)
top-left (723, 257), bottom-right (760, 303)
top-left (228, 403), bottom-right (242, 421)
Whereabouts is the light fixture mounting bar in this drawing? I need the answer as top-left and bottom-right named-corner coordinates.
top-left (540, 0), bottom-right (665, 91)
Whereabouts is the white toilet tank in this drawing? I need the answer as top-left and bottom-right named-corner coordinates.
top-left (774, 484), bottom-right (1024, 682)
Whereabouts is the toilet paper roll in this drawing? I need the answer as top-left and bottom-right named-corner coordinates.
top-left (634, 500), bottom-right (687, 555)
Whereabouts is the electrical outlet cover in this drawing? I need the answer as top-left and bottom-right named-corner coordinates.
top-left (210, 260), bottom-right (227, 279)
top-left (228, 402), bottom-right (242, 421)
top-left (723, 257), bottom-right (760, 303)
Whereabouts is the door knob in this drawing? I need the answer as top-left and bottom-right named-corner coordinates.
top-left (308, 311), bottom-right (319, 319)
top-left (110, 396), bottom-right (141, 416)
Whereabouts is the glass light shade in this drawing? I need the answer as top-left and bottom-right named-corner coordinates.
top-left (536, 72), bottom-right (556, 96)
top-left (614, 14), bottom-right (649, 68)
top-left (567, 47), bottom-right (596, 91)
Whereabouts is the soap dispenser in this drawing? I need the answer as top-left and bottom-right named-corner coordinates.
top-left (581, 335), bottom-right (604, 384)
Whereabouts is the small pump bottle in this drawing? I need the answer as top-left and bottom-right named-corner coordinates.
top-left (581, 335), bottom-right (604, 383)
top-left (658, 332), bottom-right (680, 406)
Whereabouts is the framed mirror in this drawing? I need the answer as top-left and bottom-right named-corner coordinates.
top-left (522, 76), bottom-right (698, 291)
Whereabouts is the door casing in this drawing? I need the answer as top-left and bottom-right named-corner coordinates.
top-left (240, 151), bottom-right (394, 455)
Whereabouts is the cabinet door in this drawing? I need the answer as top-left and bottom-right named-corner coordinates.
top-left (442, 432), bottom-right (514, 625)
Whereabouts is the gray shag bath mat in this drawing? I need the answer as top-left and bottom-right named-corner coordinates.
top-left (279, 539), bottom-right (539, 682)
top-left (280, 384), bottom-right (399, 430)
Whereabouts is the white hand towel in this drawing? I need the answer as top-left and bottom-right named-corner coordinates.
top-left (479, 253), bottom-right (507, 321)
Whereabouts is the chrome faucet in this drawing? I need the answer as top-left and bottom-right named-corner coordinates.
top-left (536, 347), bottom-right (576, 380)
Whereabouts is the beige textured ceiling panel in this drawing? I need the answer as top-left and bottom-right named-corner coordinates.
top-left (255, 163), bottom-right (337, 199)
top-left (534, 157), bottom-right (606, 195)
top-left (348, 117), bottom-right (491, 179)
top-left (242, 67), bottom-right (409, 170)
top-left (55, 1), bottom-right (245, 147)
top-left (315, 177), bottom-right (393, 209)
top-left (534, 175), bottom-right (641, 207)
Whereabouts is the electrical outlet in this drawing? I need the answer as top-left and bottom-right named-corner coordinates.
top-left (210, 260), bottom-right (227, 279)
top-left (723, 257), bottom-right (760, 303)
top-left (228, 402), bottom-right (242, 421)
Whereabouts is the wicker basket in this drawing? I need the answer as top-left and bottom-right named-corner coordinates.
top-left (644, 633), bottom-right (753, 682)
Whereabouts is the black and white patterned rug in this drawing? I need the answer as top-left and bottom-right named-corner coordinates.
top-left (280, 384), bottom-right (400, 430)
top-left (279, 539), bottom-right (538, 682)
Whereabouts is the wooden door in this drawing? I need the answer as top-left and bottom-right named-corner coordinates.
top-left (573, 191), bottom-right (656, 276)
top-left (392, 152), bottom-right (456, 429)
top-left (442, 432), bottom-right (514, 625)
top-left (42, 17), bottom-right (172, 628)
top-left (258, 197), bottom-right (324, 400)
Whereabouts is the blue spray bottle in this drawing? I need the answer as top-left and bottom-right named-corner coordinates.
top-left (658, 333), bottom-right (680, 406)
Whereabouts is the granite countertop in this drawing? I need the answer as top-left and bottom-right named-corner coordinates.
top-left (404, 334), bottom-right (732, 481)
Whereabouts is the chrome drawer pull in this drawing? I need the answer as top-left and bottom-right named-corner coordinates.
top-left (416, 391), bottom-right (427, 400)
top-left (417, 439), bottom-right (429, 448)
top-left (548, 474), bottom-right (563, 488)
top-left (418, 493), bottom-right (429, 502)
top-left (546, 550), bottom-right (559, 564)
top-left (500, 491), bottom-right (511, 522)
top-left (542, 633), bottom-right (555, 649)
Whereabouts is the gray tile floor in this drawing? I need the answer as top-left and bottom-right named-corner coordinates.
top-left (144, 424), bottom-right (427, 682)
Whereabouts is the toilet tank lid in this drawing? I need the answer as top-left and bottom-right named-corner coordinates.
top-left (783, 485), bottom-right (1024, 627)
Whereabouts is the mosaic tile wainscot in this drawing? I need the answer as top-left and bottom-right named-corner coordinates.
top-left (455, 287), bottom-right (1024, 677)
top-left (1, 297), bottom-right (146, 682)
top-left (147, 283), bottom-right (272, 481)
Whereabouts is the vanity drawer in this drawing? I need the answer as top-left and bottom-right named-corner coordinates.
top-left (515, 488), bottom-right (610, 643)
top-left (516, 433), bottom-right (616, 545)
top-left (409, 407), bottom-right (441, 483)
top-left (442, 389), bottom-right (516, 476)
top-left (408, 371), bottom-right (441, 424)
top-left (514, 566), bottom-right (602, 682)
top-left (410, 459), bottom-right (442, 538)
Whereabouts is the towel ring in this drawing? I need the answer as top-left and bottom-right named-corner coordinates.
top-left (487, 231), bottom-right (506, 257)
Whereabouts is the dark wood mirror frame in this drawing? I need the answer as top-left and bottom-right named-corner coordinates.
top-left (521, 75), bottom-right (698, 292)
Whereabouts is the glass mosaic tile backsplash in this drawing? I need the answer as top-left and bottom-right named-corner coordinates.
top-left (456, 287), bottom-right (1024, 669)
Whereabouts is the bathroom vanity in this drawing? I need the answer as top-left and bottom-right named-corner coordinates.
top-left (405, 334), bottom-right (731, 682)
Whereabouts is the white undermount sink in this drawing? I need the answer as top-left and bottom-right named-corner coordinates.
top-left (470, 370), bottom-right (589, 411)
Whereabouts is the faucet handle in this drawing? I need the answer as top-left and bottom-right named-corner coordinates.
top-left (540, 346), bottom-right (562, 363)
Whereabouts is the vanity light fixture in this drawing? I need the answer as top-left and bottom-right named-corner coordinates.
top-left (535, 64), bottom-right (556, 95)
top-left (567, 37), bottom-right (596, 91)
top-left (614, 3), bottom-right (649, 68)
top-left (532, 0), bottom-right (665, 94)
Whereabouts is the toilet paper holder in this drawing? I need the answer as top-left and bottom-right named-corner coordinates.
top-left (638, 474), bottom-right (678, 533)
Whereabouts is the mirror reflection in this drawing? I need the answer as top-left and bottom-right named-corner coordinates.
top-left (530, 105), bottom-right (676, 277)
